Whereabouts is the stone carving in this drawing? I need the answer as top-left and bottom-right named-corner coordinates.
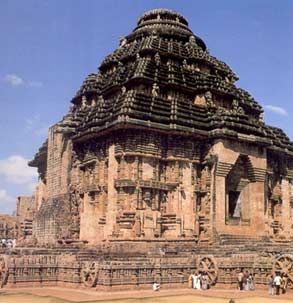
top-left (189, 35), bottom-right (198, 47)
top-left (151, 83), bottom-right (159, 98)
top-left (119, 36), bottom-right (127, 47)
top-left (274, 255), bottom-right (293, 284)
top-left (81, 261), bottom-right (99, 287)
top-left (154, 52), bottom-right (161, 66)
top-left (205, 91), bottom-right (214, 108)
top-left (81, 96), bottom-right (88, 109)
top-left (197, 256), bottom-right (218, 285)
top-left (121, 86), bottom-right (127, 95)
top-left (231, 99), bottom-right (245, 115)
top-left (0, 256), bottom-right (8, 288)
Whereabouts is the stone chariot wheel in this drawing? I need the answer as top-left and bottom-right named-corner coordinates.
top-left (81, 261), bottom-right (99, 287)
top-left (0, 256), bottom-right (8, 288)
top-left (197, 256), bottom-right (218, 285)
top-left (274, 255), bottom-right (293, 285)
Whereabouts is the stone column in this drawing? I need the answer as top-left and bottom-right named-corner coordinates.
top-left (249, 181), bottom-right (266, 234)
top-left (214, 175), bottom-right (226, 230)
top-left (105, 144), bottom-right (118, 238)
top-left (180, 161), bottom-right (194, 236)
top-left (281, 177), bottom-right (292, 237)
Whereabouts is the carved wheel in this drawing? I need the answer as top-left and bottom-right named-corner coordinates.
top-left (197, 256), bottom-right (218, 285)
top-left (0, 256), bottom-right (8, 288)
top-left (274, 255), bottom-right (293, 285)
top-left (81, 262), bottom-right (99, 287)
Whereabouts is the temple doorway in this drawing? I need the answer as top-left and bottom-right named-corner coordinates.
top-left (226, 155), bottom-right (253, 224)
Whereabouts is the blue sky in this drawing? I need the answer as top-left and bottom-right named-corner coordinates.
top-left (0, 0), bottom-right (293, 214)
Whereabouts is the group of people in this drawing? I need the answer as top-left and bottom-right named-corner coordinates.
top-left (238, 269), bottom-right (289, 295)
top-left (188, 272), bottom-right (210, 290)
top-left (152, 269), bottom-right (289, 295)
top-left (268, 272), bottom-right (288, 295)
top-left (237, 270), bottom-right (255, 291)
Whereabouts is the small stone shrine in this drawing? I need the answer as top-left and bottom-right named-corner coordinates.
top-left (1, 9), bottom-right (293, 290)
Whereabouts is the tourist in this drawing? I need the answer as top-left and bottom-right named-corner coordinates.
top-left (281, 273), bottom-right (288, 294)
top-left (243, 270), bottom-right (250, 291)
top-left (268, 274), bottom-right (274, 295)
top-left (248, 273), bottom-right (255, 291)
top-left (152, 281), bottom-right (160, 291)
top-left (193, 272), bottom-right (201, 290)
top-left (237, 269), bottom-right (244, 290)
top-left (274, 272), bottom-right (282, 295)
top-left (201, 272), bottom-right (209, 290)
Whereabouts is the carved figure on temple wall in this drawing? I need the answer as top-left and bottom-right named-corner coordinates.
top-left (119, 36), bottom-right (127, 47)
top-left (204, 91), bottom-right (214, 108)
top-left (121, 86), bottom-right (127, 95)
top-left (189, 35), bottom-right (197, 47)
top-left (81, 96), bottom-right (88, 109)
top-left (154, 52), bottom-right (161, 66)
top-left (91, 98), bottom-right (97, 107)
top-left (231, 99), bottom-right (244, 115)
top-left (152, 83), bottom-right (159, 98)
top-left (257, 112), bottom-right (264, 122)
top-left (182, 59), bottom-right (188, 70)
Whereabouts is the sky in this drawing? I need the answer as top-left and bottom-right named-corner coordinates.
top-left (0, 0), bottom-right (293, 214)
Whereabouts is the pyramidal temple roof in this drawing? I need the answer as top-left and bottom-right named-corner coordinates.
top-left (58, 9), bottom-right (293, 154)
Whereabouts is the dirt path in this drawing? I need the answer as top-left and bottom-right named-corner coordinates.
top-left (1, 287), bottom-right (293, 303)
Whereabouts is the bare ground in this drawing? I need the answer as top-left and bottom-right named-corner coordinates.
top-left (1, 287), bottom-right (293, 303)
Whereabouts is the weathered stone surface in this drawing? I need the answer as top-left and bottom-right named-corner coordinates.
top-left (0, 215), bottom-right (17, 240)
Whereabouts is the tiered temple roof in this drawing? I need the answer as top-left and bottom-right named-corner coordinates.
top-left (41, 9), bottom-right (293, 157)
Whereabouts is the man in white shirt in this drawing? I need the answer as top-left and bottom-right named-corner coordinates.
top-left (274, 273), bottom-right (282, 295)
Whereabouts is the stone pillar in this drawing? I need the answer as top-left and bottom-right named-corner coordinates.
top-left (105, 144), bottom-right (118, 237)
top-left (250, 181), bottom-right (266, 234)
top-left (180, 161), bottom-right (194, 236)
top-left (281, 177), bottom-right (292, 237)
top-left (214, 175), bottom-right (226, 229)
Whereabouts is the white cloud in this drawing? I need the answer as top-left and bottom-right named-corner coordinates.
top-left (0, 155), bottom-right (38, 188)
top-left (264, 105), bottom-right (288, 116)
top-left (0, 189), bottom-right (15, 205)
top-left (4, 74), bottom-right (24, 86)
top-left (3, 74), bottom-right (43, 88)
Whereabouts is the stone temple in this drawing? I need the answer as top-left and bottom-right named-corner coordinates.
top-left (1, 8), bottom-right (293, 289)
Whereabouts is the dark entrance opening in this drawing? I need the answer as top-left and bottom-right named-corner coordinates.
top-left (228, 191), bottom-right (240, 218)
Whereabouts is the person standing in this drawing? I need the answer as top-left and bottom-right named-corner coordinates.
top-left (237, 269), bottom-right (244, 290)
top-left (268, 274), bottom-right (274, 295)
top-left (248, 273), bottom-right (255, 291)
top-left (193, 272), bottom-right (201, 290)
top-left (243, 270), bottom-right (250, 291)
top-left (201, 272), bottom-right (209, 290)
top-left (274, 273), bottom-right (282, 295)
